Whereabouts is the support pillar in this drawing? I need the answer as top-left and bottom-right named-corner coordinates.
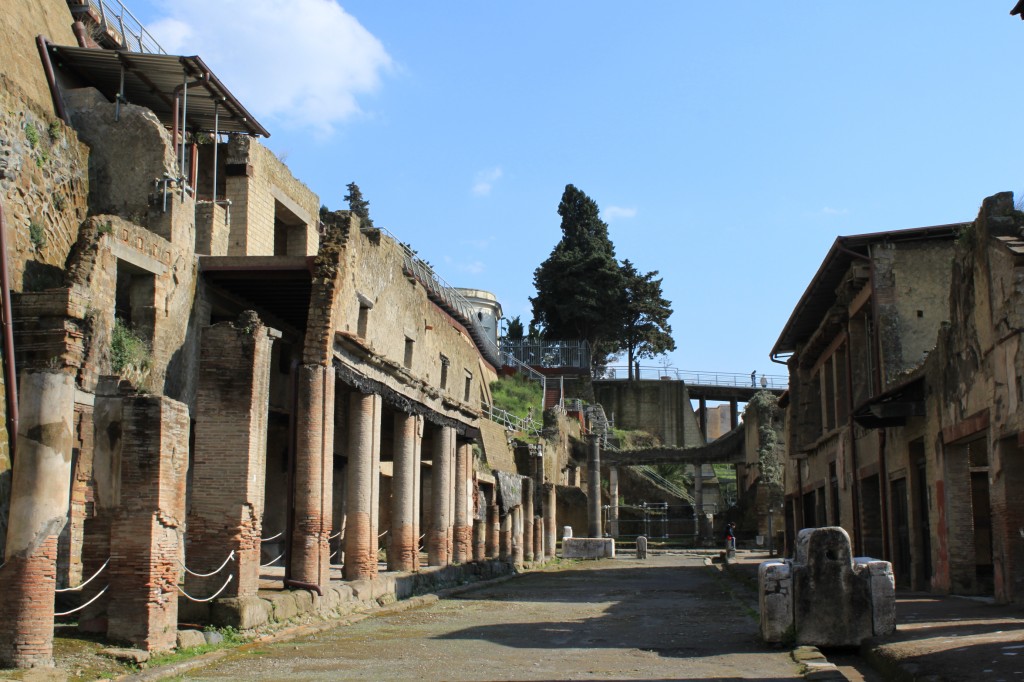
top-left (609, 466), bottom-right (619, 538)
top-left (344, 391), bottom-right (380, 581)
top-left (188, 316), bottom-right (276, 599)
top-left (729, 399), bottom-right (738, 430)
top-left (472, 518), bottom-right (486, 562)
top-left (106, 394), bottom-right (189, 652)
top-left (695, 460), bottom-right (705, 541)
top-left (452, 440), bottom-right (472, 563)
top-left (290, 364), bottom-right (335, 587)
top-left (499, 512), bottom-right (511, 562)
top-left (533, 517), bottom-right (544, 562)
top-left (389, 412), bottom-right (419, 572)
top-left (511, 507), bottom-right (524, 566)
top-left (522, 478), bottom-right (534, 562)
top-left (699, 396), bottom-right (708, 439)
top-left (486, 501), bottom-right (500, 559)
top-left (587, 434), bottom-right (602, 538)
top-left (544, 483), bottom-right (557, 557)
top-left (0, 371), bottom-right (75, 668)
top-left (79, 377), bottom-right (122, 633)
top-left (428, 425), bottom-right (454, 566)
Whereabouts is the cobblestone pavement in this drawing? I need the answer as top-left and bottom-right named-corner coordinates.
top-left (182, 554), bottom-right (804, 681)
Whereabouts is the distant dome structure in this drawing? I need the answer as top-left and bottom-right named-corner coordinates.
top-left (454, 288), bottom-right (502, 351)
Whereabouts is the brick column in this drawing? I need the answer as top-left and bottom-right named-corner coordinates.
top-left (472, 518), bottom-right (486, 562)
top-left (344, 392), bottom-right (380, 580)
top-left (412, 416), bottom-right (423, 570)
top-left (188, 316), bottom-right (275, 599)
top-left (499, 511), bottom-right (512, 562)
top-left (79, 377), bottom-right (123, 633)
top-left (522, 479), bottom-right (534, 562)
top-left (544, 483), bottom-right (557, 557)
top-left (609, 466), bottom-right (619, 538)
top-left (452, 440), bottom-right (472, 563)
top-left (289, 364), bottom-right (335, 588)
top-left (486, 502), bottom-right (500, 559)
top-left (0, 371), bottom-right (75, 669)
top-left (388, 411), bottom-right (419, 572)
top-left (428, 425), bottom-right (454, 566)
top-left (533, 517), bottom-right (544, 562)
top-left (106, 395), bottom-right (189, 652)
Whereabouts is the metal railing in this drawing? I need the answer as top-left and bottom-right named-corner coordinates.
top-left (500, 339), bottom-right (590, 369)
top-left (630, 465), bottom-right (694, 504)
top-left (599, 365), bottom-right (788, 390)
top-left (80, 0), bottom-right (167, 54)
top-left (481, 402), bottom-right (541, 436)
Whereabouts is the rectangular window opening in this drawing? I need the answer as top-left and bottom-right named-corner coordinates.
top-left (404, 337), bottom-right (414, 369)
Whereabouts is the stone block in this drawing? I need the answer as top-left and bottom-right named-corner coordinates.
top-left (759, 560), bottom-right (793, 643)
top-left (859, 558), bottom-right (896, 636)
top-left (210, 596), bottom-right (270, 630)
top-left (561, 537), bottom-right (615, 559)
top-left (291, 589), bottom-right (314, 614)
top-left (176, 629), bottom-right (206, 650)
top-left (349, 579), bottom-right (374, 603)
top-left (267, 593), bottom-right (298, 623)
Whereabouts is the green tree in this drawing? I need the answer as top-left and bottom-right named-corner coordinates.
top-left (344, 182), bottom-right (373, 228)
top-left (530, 184), bottom-right (624, 372)
top-left (505, 315), bottom-right (525, 340)
top-left (619, 259), bottom-right (676, 379)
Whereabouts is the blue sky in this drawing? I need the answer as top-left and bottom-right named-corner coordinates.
top-left (129, 1), bottom-right (1024, 379)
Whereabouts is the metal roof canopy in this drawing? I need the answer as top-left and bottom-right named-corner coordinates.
top-left (47, 43), bottom-right (269, 137)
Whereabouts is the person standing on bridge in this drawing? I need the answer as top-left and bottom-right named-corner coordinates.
top-left (760, 375), bottom-right (768, 388)
top-left (751, 370), bottom-right (757, 387)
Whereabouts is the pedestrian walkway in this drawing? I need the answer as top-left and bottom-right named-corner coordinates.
top-left (724, 550), bottom-right (1024, 681)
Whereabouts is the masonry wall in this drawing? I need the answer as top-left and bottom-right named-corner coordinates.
top-left (593, 380), bottom-right (703, 447)
top-left (0, 0), bottom-right (79, 114)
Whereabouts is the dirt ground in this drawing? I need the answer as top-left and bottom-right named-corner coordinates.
top-left (174, 554), bottom-right (805, 681)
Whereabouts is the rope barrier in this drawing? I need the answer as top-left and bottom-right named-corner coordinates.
top-left (54, 585), bottom-right (108, 617)
top-left (178, 550), bottom-right (235, 578)
top-left (176, 574), bottom-right (233, 603)
top-left (260, 532), bottom-right (283, 543)
top-left (329, 550), bottom-right (338, 560)
top-left (328, 531), bottom-right (342, 540)
top-left (260, 553), bottom-right (284, 568)
top-left (378, 530), bottom-right (388, 539)
top-left (55, 558), bottom-right (110, 593)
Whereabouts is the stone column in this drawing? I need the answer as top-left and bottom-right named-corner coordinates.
top-left (511, 507), bottom-right (524, 566)
top-left (412, 417), bottom-right (423, 570)
top-left (452, 440), bottom-right (472, 563)
top-left (499, 511), bottom-right (511, 562)
top-left (587, 434), bottom-right (602, 538)
top-left (428, 425), bottom-right (454, 566)
top-left (486, 501), bottom-right (500, 559)
top-left (544, 483), bottom-right (557, 557)
top-left (106, 394), bottom-right (189, 652)
top-left (188, 316), bottom-right (275, 599)
top-left (694, 461), bottom-right (705, 541)
top-left (290, 364), bottom-right (335, 587)
top-left (522, 478), bottom-right (534, 562)
top-left (533, 517), bottom-right (544, 562)
top-left (79, 377), bottom-right (122, 634)
top-left (0, 371), bottom-right (75, 669)
top-left (344, 391), bottom-right (380, 581)
top-left (609, 466), bottom-right (620, 538)
top-left (389, 412), bottom-right (419, 572)
top-left (472, 518), bottom-right (486, 562)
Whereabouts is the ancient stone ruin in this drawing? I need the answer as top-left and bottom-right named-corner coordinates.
top-left (759, 526), bottom-right (895, 647)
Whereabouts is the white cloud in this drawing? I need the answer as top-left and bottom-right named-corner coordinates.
top-left (147, 0), bottom-right (392, 135)
top-left (458, 260), bottom-right (486, 275)
top-left (472, 167), bottom-right (503, 196)
top-left (603, 205), bottom-right (637, 221)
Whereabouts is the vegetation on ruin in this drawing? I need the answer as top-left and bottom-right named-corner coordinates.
top-left (24, 121), bottom-right (39, 148)
top-left (28, 220), bottom-right (46, 249)
top-left (110, 319), bottom-right (152, 388)
top-left (745, 390), bottom-right (784, 506)
top-left (489, 374), bottom-right (543, 421)
top-left (530, 184), bottom-right (675, 375)
top-left (344, 181), bottom-right (374, 228)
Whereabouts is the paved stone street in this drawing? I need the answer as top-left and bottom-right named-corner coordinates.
top-left (181, 554), bottom-right (803, 681)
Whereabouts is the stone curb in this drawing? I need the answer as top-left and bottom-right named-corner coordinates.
top-left (120, 570), bottom-right (526, 681)
top-left (791, 645), bottom-right (848, 681)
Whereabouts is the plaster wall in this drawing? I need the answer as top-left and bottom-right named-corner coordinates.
top-left (0, 0), bottom-right (78, 113)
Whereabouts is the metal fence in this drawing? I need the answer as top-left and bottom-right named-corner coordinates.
top-left (600, 365), bottom-right (788, 390)
top-left (500, 339), bottom-right (590, 369)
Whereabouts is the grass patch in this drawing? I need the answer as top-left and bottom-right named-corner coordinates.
top-left (489, 374), bottom-right (543, 420)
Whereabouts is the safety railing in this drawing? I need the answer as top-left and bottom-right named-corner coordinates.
top-left (481, 402), bottom-right (541, 436)
top-left (630, 465), bottom-right (694, 504)
top-left (80, 0), bottom-right (167, 54)
top-left (500, 339), bottom-right (590, 370)
top-left (600, 365), bottom-right (788, 390)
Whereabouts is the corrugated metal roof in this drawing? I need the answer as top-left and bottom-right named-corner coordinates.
top-left (769, 223), bottom-right (964, 360)
top-left (48, 43), bottom-right (269, 137)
